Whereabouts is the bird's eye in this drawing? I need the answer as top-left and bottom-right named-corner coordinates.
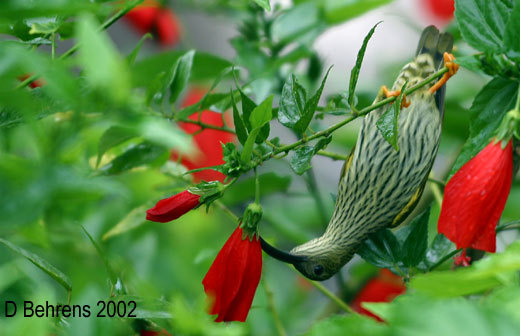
top-left (313, 265), bottom-right (324, 276)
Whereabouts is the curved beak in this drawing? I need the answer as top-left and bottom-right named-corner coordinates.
top-left (260, 236), bottom-right (308, 264)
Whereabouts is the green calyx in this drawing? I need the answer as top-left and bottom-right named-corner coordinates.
top-left (496, 108), bottom-right (520, 146)
top-left (240, 203), bottom-right (262, 241)
top-left (188, 181), bottom-right (226, 206)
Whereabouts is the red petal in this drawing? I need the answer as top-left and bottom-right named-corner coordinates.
top-left (438, 140), bottom-right (513, 252)
top-left (124, 5), bottom-right (160, 34)
top-left (155, 9), bottom-right (181, 46)
top-left (146, 190), bottom-right (200, 223)
top-left (221, 236), bottom-right (262, 322)
top-left (202, 227), bottom-right (246, 318)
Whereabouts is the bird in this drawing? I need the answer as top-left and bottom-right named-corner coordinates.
top-left (260, 25), bottom-right (458, 281)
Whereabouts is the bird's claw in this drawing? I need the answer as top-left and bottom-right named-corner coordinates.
top-left (429, 52), bottom-right (459, 94)
top-left (382, 85), bottom-right (411, 108)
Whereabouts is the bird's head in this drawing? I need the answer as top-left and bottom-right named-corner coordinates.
top-left (260, 236), bottom-right (342, 281)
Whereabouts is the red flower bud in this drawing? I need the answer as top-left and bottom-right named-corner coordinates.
top-left (18, 74), bottom-right (45, 88)
top-left (154, 9), bottom-right (181, 46)
top-left (438, 139), bottom-right (513, 252)
top-left (146, 190), bottom-right (201, 223)
top-left (351, 269), bottom-right (406, 322)
top-left (202, 226), bottom-right (262, 322)
top-left (124, 4), bottom-right (160, 34)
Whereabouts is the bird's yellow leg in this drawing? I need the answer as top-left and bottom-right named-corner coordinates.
top-left (382, 85), bottom-right (411, 108)
top-left (429, 52), bottom-right (459, 94)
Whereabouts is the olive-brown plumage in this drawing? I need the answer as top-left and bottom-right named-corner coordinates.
top-left (289, 26), bottom-right (454, 280)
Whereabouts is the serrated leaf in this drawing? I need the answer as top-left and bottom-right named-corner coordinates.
top-left (100, 142), bottom-right (168, 175)
top-left (401, 207), bottom-right (429, 267)
top-left (169, 50), bottom-right (195, 104)
top-left (455, 0), bottom-right (514, 53)
top-left (103, 206), bottom-right (148, 241)
top-left (504, 1), bottom-right (520, 56)
top-left (253, 0), bottom-right (271, 11)
top-left (231, 90), bottom-right (248, 145)
top-left (450, 78), bottom-right (518, 176)
top-left (0, 238), bottom-right (72, 292)
top-left (96, 126), bottom-right (137, 167)
top-left (289, 136), bottom-right (332, 175)
top-left (278, 74), bottom-right (307, 129)
top-left (357, 229), bottom-right (401, 268)
top-left (295, 66), bottom-right (332, 133)
top-left (126, 33), bottom-right (152, 66)
top-left (348, 22), bottom-right (381, 107)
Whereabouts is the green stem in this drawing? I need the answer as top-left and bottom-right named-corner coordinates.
top-left (302, 275), bottom-right (356, 314)
top-left (177, 119), bottom-right (236, 134)
top-left (496, 220), bottom-right (520, 232)
top-left (51, 32), bottom-right (56, 59)
top-left (254, 168), bottom-right (261, 204)
top-left (316, 150), bottom-right (348, 161)
top-left (215, 200), bottom-right (239, 222)
top-left (305, 168), bottom-right (328, 226)
top-left (262, 279), bottom-right (288, 336)
top-left (428, 174), bottom-right (444, 207)
top-left (16, 0), bottom-right (144, 89)
top-left (428, 248), bottom-right (462, 271)
top-left (182, 165), bottom-right (222, 176)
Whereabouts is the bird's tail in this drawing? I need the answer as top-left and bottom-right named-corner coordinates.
top-left (416, 25), bottom-right (454, 69)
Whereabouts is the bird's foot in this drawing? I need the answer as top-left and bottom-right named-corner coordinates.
top-left (382, 85), bottom-right (411, 108)
top-left (429, 52), bottom-right (459, 94)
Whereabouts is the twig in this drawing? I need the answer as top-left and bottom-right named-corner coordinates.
top-left (301, 275), bottom-right (356, 314)
top-left (428, 248), bottom-right (462, 271)
top-left (262, 279), bottom-right (288, 336)
top-left (179, 119), bottom-right (236, 134)
top-left (316, 150), bottom-right (348, 161)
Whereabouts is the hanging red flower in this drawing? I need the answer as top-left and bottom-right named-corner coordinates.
top-left (124, 0), bottom-right (181, 46)
top-left (202, 225), bottom-right (262, 322)
top-left (173, 88), bottom-right (236, 183)
top-left (351, 269), bottom-right (406, 322)
top-left (438, 139), bottom-right (513, 254)
top-left (146, 190), bottom-right (201, 223)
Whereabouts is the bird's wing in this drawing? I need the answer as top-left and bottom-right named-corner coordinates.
top-left (389, 174), bottom-right (428, 228)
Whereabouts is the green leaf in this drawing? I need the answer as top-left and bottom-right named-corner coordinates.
top-left (240, 128), bottom-right (262, 165)
top-left (450, 77), bottom-right (518, 176)
top-left (139, 118), bottom-right (192, 153)
top-left (455, 0), bottom-right (514, 52)
top-left (103, 206), bottom-right (148, 241)
top-left (113, 295), bottom-right (173, 319)
top-left (0, 238), bottom-right (72, 292)
top-left (411, 241), bottom-right (520, 297)
top-left (289, 136), bottom-right (332, 175)
top-left (278, 74), bottom-right (307, 129)
top-left (271, 3), bottom-right (322, 44)
top-left (424, 234), bottom-right (454, 269)
top-left (240, 89), bottom-right (257, 130)
top-left (376, 79), bottom-right (406, 152)
top-left (322, 0), bottom-right (392, 24)
top-left (29, 20), bottom-right (60, 35)
top-left (348, 22), bottom-right (381, 107)
top-left (295, 67), bottom-right (332, 133)
top-left (221, 173), bottom-right (291, 205)
top-left (357, 229), bottom-right (401, 268)
top-left (249, 94), bottom-right (273, 129)
top-left (252, 0), bottom-right (271, 11)
top-left (401, 207), bottom-right (429, 267)
top-left (96, 126), bottom-right (137, 167)
top-left (305, 313), bottom-right (386, 336)
top-left (100, 142), bottom-right (168, 175)
top-left (126, 33), bottom-right (152, 66)
top-left (231, 91), bottom-right (248, 145)
top-left (504, 1), bottom-right (520, 56)
top-left (81, 226), bottom-right (120, 292)
top-left (169, 50), bottom-right (195, 104)
top-left (76, 14), bottom-right (129, 102)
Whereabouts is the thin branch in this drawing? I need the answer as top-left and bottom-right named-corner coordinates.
top-left (428, 248), bottom-right (462, 271)
top-left (301, 274), bottom-right (356, 314)
top-left (262, 279), bottom-right (288, 336)
top-left (178, 119), bottom-right (236, 133)
top-left (316, 150), bottom-right (348, 161)
top-left (16, 0), bottom-right (144, 89)
top-left (496, 220), bottom-right (520, 232)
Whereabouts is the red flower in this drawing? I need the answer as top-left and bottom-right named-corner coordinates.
top-left (202, 226), bottom-right (262, 322)
top-left (438, 139), bottom-right (513, 253)
top-left (351, 269), bottom-right (406, 321)
top-left (422, 0), bottom-right (454, 22)
top-left (18, 74), bottom-right (44, 89)
top-left (173, 88), bottom-right (236, 183)
top-left (146, 190), bottom-right (201, 223)
top-left (124, 0), bottom-right (181, 46)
